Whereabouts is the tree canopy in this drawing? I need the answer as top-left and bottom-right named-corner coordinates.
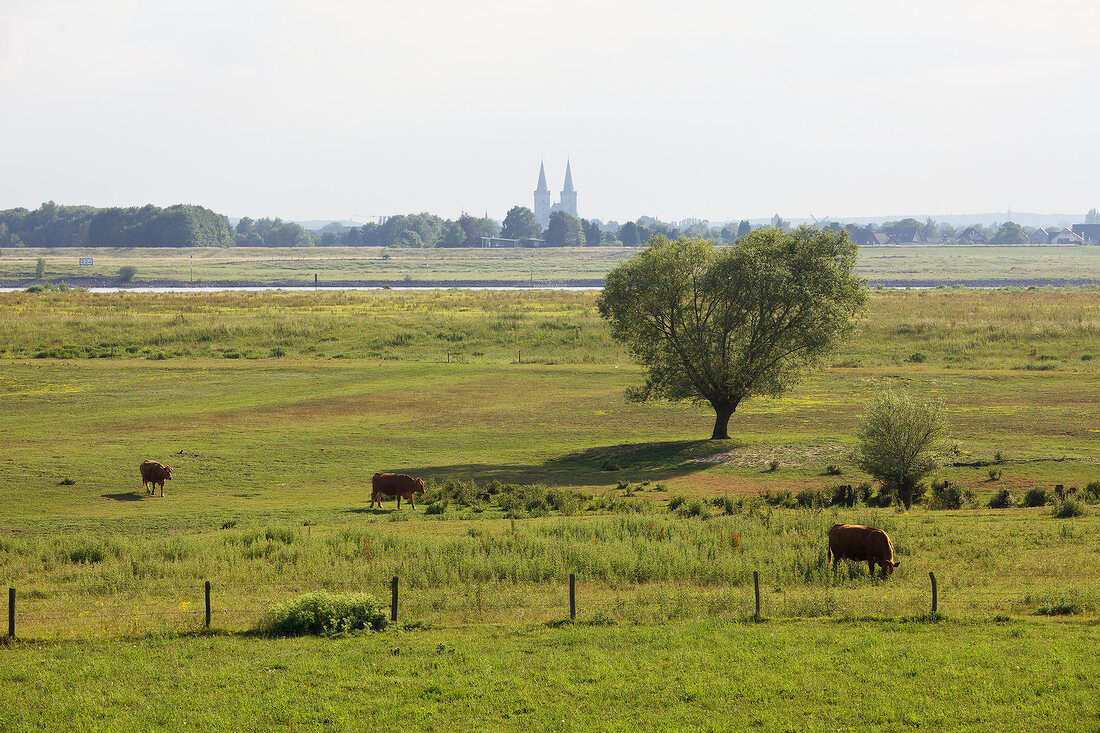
top-left (0, 202), bottom-right (234, 247)
top-left (597, 228), bottom-right (867, 439)
top-left (501, 206), bottom-right (541, 240)
top-left (545, 211), bottom-right (585, 246)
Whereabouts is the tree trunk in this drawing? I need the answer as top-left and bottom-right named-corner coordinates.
top-left (900, 484), bottom-right (914, 511)
top-left (711, 402), bottom-right (734, 440)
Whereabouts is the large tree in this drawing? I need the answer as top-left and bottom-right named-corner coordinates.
top-left (545, 211), bottom-right (584, 246)
top-left (501, 206), bottom-right (541, 239)
top-left (597, 228), bottom-right (867, 439)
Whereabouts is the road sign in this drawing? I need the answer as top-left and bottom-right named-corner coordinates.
top-left (79, 258), bottom-right (93, 266)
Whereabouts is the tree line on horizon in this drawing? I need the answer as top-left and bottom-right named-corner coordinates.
top-left (0, 201), bottom-right (1088, 249)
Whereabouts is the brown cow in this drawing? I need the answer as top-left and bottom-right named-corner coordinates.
top-left (827, 523), bottom-right (899, 577)
top-left (371, 473), bottom-right (425, 509)
top-left (139, 460), bottom-right (172, 496)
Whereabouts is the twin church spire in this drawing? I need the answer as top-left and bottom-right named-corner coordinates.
top-left (533, 161), bottom-right (577, 228)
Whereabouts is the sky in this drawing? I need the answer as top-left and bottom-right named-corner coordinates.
top-left (2, 0), bottom-right (1098, 225)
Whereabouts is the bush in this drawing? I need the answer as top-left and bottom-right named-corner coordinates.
top-left (987, 468), bottom-right (1002, 481)
top-left (118, 265), bottom-right (138, 282)
top-left (258, 591), bottom-right (387, 636)
top-left (424, 502), bottom-right (446, 515)
top-left (1053, 499), bottom-right (1086, 518)
top-left (987, 489), bottom-right (1013, 509)
top-left (927, 480), bottom-right (973, 510)
top-left (58, 477), bottom-right (76, 486)
top-left (1081, 481), bottom-right (1100, 503)
top-left (1037, 593), bottom-right (1081, 616)
top-left (766, 459), bottom-right (780, 472)
top-left (824, 464), bottom-right (842, 476)
top-left (795, 487), bottom-right (828, 509)
top-left (667, 496), bottom-right (685, 512)
top-left (1021, 487), bottom-right (1051, 508)
top-left (677, 499), bottom-right (712, 519)
top-left (760, 489), bottom-right (795, 508)
top-left (35, 257), bottom-right (46, 279)
top-left (906, 352), bottom-right (927, 363)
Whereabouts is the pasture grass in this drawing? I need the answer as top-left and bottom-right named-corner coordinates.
top-left (1, 619), bottom-right (1097, 732)
top-left (2, 243), bottom-right (1098, 283)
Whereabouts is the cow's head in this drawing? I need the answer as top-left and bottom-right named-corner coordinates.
top-left (414, 478), bottom-right (425, 493)
top-left (885, 560), bottom-right (899, 575)
top-left (165, 466), bottom-right (173, 480)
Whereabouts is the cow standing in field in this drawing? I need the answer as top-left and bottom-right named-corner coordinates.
top-left (139, 460), bottom-right (172, 496)
top-left (827, 523), bottom-right (899, 577)
top-left (371, 473), bottom-right (425, 509)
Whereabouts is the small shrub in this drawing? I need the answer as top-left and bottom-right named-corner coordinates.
top-left (927, 480), bottom-right (972, 510)
top-left (760, 489), bottom-right (796, 508)
top-left (58, 477), bottom-right (76, 486)
top-left (35, 257), bottom-right (46, 279)
top-left (993, 451), bottom-right (1003, 463)
top-left (1021, 487), bottom-right (1051, 508)
top-left (1080, 481), bottom-right (1100, 503)
top-left (118, 265), bottom-right (137, 282)
top-left (987, 489), bottom-right (1013, 509)
top-left (1081, 354), bottom-right (1093, 361)
top-left (987, 468), bottom-right (1002, 481)
top-left (601, 459), bottom-right (621, 472)
top-left (424, 502), bottom-right (446, 515)
top-left (677, 499), bottom-right (711, 519)
top-left (667, 496), bottom-right (685, 512)
top-left (259, 591), bottom-right (387, 636)
top-left (766, 459), bottom-right (780, 472)
top-left (1037, 593), bottom-right (1081, 616)
top-left (795, 487), bottom-right (828, 509)
top-left (906, 352), bottom-right (927, 363)
top-left (824, 464), bottom-right (842, 476)
top-left (25, 285), bottom-right (45, 293)
top-left (1053, 498), bottom-right (1086, 518)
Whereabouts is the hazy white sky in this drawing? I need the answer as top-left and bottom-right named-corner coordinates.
top-left (2, 0), bottom-right (1098, 224)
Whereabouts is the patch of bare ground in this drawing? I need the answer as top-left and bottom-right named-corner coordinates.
top-left (690, 442), bottom-right (850, 470)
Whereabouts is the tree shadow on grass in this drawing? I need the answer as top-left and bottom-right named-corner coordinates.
top-left (102, 491), bottom-right (146, 501)
top-left (394, 439), bottom-right (741, 488)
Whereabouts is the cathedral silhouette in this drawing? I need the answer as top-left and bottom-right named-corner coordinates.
top-left (533, 161), bottom-right (577, 228)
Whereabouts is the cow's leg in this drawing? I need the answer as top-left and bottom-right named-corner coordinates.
top-left (396, 496), bottom-right (401, 509)
top-left (409, 497), bottom-right (415, 509)
top-left (868, 559), bottom-right (875, 576)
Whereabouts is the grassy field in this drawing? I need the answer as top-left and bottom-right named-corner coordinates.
top-left (2, 243), bottom-right (1099, 283)
top-left (1, 288), bottom-right (1098, 729)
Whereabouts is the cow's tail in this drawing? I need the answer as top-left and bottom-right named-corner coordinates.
top-left (827, 543), bottom-right (833, 566)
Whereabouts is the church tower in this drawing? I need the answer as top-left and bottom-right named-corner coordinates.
top-left (559, 160), bottom-right (577, 218)
top-left (533, 161), bottom-right (551, 228)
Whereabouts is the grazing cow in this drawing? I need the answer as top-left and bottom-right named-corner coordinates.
top-left (139, 460), bottom-right (172, 496)
top-left (371, 473), bottom-right (425, 509)
top-left (827, 523), bottom-right (899, 577)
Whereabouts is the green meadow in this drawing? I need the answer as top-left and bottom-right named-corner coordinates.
top-left (1, 287), bottom-right (1098, 730)
top-left (3, 243), bottom-right (1099, 283)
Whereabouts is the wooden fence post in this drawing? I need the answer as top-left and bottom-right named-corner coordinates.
top-left (569, 573), bottom-right (576, 621)
top-left (753, 571), bottom-right (761, 620)
top-left (391, 576), bottom-right (399, 623)
top-left (205, 581), bottom-right (211, 629)
top-left (7, 587), bottom-right (13, 639)
top-left (929, 572), bottom-right (937, 614)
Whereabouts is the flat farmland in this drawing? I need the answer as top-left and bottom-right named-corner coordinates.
top-left (1, 243), bottom-right (1098, 284)
top-left (1, 287), bottom-right (1098, 731)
